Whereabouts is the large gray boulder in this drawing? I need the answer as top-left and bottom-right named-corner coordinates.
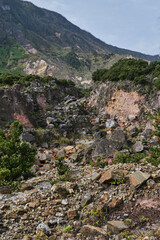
top-left (92, 138), bottom-right (122, 160)
top-left (105, 119), bottom-right (118, 128)
top-left (133, 141), bottom-right (144, 152)
top-left (20, 132), bottom-right (35, 143)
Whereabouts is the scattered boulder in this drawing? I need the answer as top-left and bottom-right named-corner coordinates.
top-left (91, 172), bottom-right (101, 181)
top-left (81, 192), bottom-right (92, 207)
top-left (99, 169), bottom-right (113, 184)
top-left (0, 186), bottom-right (12, 194)
top-left (36, 222), bottom-right (51, 236)
top-left (21, 183), bottom-right (34, 191)
top-left (133, 141), bottom-right (144, 152)
top-left (92, 139), bottom-right (123, 160)
top-left (108, 198), bottom-right (123, 209)
top-left (107, 221), bottom-right (128, 234)
top-left (129, 170), bottom-right (150, 188)
top-left (52, 184), bottom-right (69, 196)
top-left (105, 119), bottom-right (118, 128)
top-left (99, 169), bottom-right (125, 184)
top-left (20, 132), bottom-right (35, 143)
top-left (57, 148), bottom-right (65, 158)
top-left (81, 225), bottom-right (108, 238)
top-left (108, 129), bottom-right (126, 144)
top-left (67, 209), bottom-right (78, 219)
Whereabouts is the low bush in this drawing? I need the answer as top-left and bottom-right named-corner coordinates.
top-left (55, 156), bottom-right (70, 175)
top-left (147, 111), bottom-right (160, 166)
top-left (114, 152), bottom-right (146, 164)
top-left (0, 121), bottom-right (36, 186)
top-left (92, 59), bottom-right (160, 89)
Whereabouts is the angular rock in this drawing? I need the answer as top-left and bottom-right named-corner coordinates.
top-left (81, 225), bottom-right (108, 238)
top-left (57, 148), bottom-right (65, 158)
top-left (99, 169), bottom-right (113, 184)
top-left (107, 221), bottom-right (128, 234)
top-left (41, 164), bottom-right (53, 171)
top-left (69, 154), bottom-right (79, 162)
top-left (129, 171), bottom-right (150, 188)
top-left (105, 119), bottom-right (118, 128)
top-left (133, 141), bottom-right (144, 152)
top-left (67, 209), bottom-right (78, 219)
top-left (83, 145), bottom-right (94, 163)
top-left (108, 198), bottom-right (122, 209)
top-left (52, 184), bottom-right (69, 196)
top-left (37, 152), bottom-right (47, 162)
top-left (108, 129), bottom-right (126, 144)
top-left (36, 222), bottom-right (51, 235)
top-left (99, 169), bottom-right (125, 184)
top-left (20, 132), bottom-right (35, 143)
top-left (92, 139), bottom-right (122, 159)
top-left (91, 172), bottom-right (101, 181)
top-left (101, 192), bottom-right (109, 202)
top-left (21, 183), bottom-right (34, 191)
top-left (81, 192), bottom-right (92, 207)
top-left (29, 200), bottom-right (39, 208)
top-left (0, 186), bottom-right (12, 194)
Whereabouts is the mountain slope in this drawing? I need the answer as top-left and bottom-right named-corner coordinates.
top-left (0, 0), bottom-right (159, 83)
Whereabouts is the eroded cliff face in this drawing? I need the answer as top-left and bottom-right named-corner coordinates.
top-left (0, 81), bottom-right (81, 128)
top-left (1, 80), bottom-right (159, 132)
top-left (88, 81), bottom-right (160, 130)
top-left (105, 89), bottom-right (145, 122)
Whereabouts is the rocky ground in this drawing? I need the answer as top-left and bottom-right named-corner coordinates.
top-left (0, 80), bottom-right (160, 240)
top-left (0, 143), bottom-right (159, 240)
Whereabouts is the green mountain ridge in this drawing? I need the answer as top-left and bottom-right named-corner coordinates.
top-left (0, 0), bottom-right (159, 83)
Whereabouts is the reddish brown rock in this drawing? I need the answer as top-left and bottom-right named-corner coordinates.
top-left (29, 200), bottom-right (39, 208)
top-left (99, 169), bottom-right (126, 184)
top-left (101, 192), bottom-right (109, 202)
top-left (107, 221), bottom-right (128, 234)
top-left (81, 225), bottom-right (108, 238)
top-left (21, 183), bottom-right (34, 191)
top-left (129, 171), bottom-right (150, 188)
top-left (99, 170), bottom-right (113, 184)
top-left (105, 89), bottom-right (145, 123)
top-left (67, 209), bottom-right (78, 219)
top-left (108, 198), bottom-right (122, 209)
top-left (0, 186), bottom-right (12, 194)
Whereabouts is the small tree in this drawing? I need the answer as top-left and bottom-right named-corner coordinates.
top-left (0, 121), bottom-right (36, 185)
top-left (147, 111), bottom-right (160, 166)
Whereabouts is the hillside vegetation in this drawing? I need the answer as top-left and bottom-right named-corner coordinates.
top-left (0, 0), bottom-right (160, 82)
top-left (92, 58), bottom-right (160, 89)
top-left (0, 73), bottom-right (75, 87)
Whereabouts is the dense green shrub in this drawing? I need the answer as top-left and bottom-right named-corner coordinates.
top-left (92, 58), bottom-right (160, 88)
top-left (92, 69), bottom-right (108, 82)
top-left (147, 112), bottom-right (160, 166)
top-left (0, 121), bottom-right (36, 185)
top-left (114, 152), bottom-right (146, 164)
top-left (0, 73), bottom-right (75, 87)
top-left (64, 51), bottom-right (85, 70)
top-left (154, 76), bottom-right (160, 90)
top-left (55, 156), bottom-right (70, 175)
